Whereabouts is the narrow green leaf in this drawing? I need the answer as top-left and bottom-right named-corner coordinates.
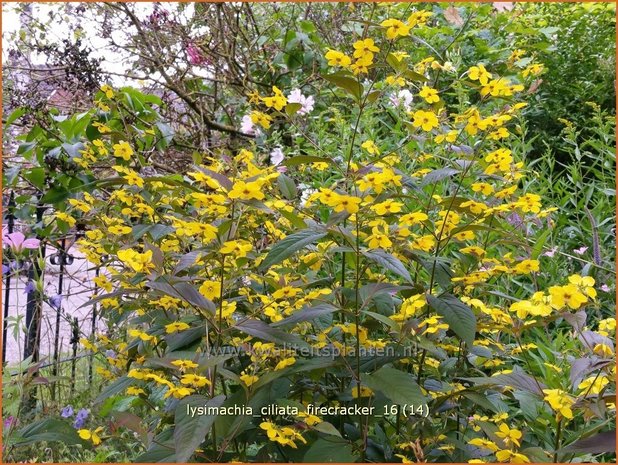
top-left (259, 228), bottom-right (327, 271)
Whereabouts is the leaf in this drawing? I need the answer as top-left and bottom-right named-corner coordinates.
top-left (312, 421), bottom-right (342, 437)
top-left (363, 249), bottom-right (413, 284)
top-left (444, 6), bottom-right (464, 26)
top-left (6, 107), bottom-right (26, 126)
top-left (272, 303), bottom-right (338, 327)
top-left (285, 102), bottom-right (302, 116)
top-left (283, 155), bottom-right (332, 167)
top-left (363, 366), bottom-right (426, 405)
top-left (174, 395), bottom-right (225, 462)
top-left (15, 418), bottom-right (88, 446)
top-left (41, 186), bottom-right (69, 205)
top-left (561, 431), bottom-right (616, 454)
top-left (569, 357), bottom-right (613, 387)
top-left (464, 369), bottom-right (547, 397)
top-left (323, 73), bottom-right (363, 101)
top-left (362, 310), bottom-right (399, 332)
top-left (94, 376), bottom-right (134, 404)
top-left (259, 228), bottom-right (327, 271)
top-left (303, 438), bottom-right (356, 462)
top-left (234, 318), bottom-right (310, 349)
top-left (148, 280), bottom-right (215, 314)
top-left (426, 294), bottom-right (476, 346)
top-left (277, 173), bottom-right (297, 200)
top-left (421, 167), bottom-right (460, 187)
top-left (23, 168), bottom-right (46, 190)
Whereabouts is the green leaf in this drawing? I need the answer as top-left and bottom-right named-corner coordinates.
top-left (312, 421), bottom-right (342, 437)
top-left (6, 107), bottom-right (26, 126)
top-left (363, 249), bottom-right (413, 283)
top-left (174, 395), bottom-right (225, 462)
top-left (285, 102), bottom-right (302, 116)
top-left (363, 366), bottom-right (426, 406)
top-left (463, 368), bottom-right (547, 396)
top-left (148, 280), bottom-right (215, 314)
top-left (259, 227), bottom-right (327, 271)
top-left (94, 376), bottom-right (135, 404)
top-left (283, 155), bottom-right (333, 167)
top-left (234, 318), bottom-right (311, 349)
top-left (323, 73), bottom-right (363, 101)
top-left (426, 293), bottom-right (476, 346)
top-left (272, 303), bottom-right (338, 327)
top-left (15, 418), bottom-right (89, 447)
top-left (277, 173), bottom-right (297, 200)
top-left (303, 438), bottom-right (356, 462)
top-left (41, 186), bottom-right (70, 205)
top-left (421, 167), bottom-right (460, 186)
top-left (23, 168), bottom-right (46, 190)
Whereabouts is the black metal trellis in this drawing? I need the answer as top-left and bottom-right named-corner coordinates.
top-left (2, 190), bottom-right (102, 404)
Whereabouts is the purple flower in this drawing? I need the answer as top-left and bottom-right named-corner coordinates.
top-left (1, 264), bottom-right (9, 276)
top-left (73, 408), bottom-right (89, 429)
top-left (186, 42), bottom-right (206, 66)
top-left (3, 231), bottom-right (40, 253)
top-left (389, 89), bottom-right (413, 111)
top-left (601, 284), bottom-right (611, 292)
top-left (105, 349), bottom-right (117, 359)
top-left (24, 281), bottom-right (35, 295)
top-left (240, 114), bottom-right (259, 135)
top-left (3, 416), bottom-right (16, 429)
top-left (61, 405), bottom-right (74, 418)
top-left (49, 294), bottom-right (63, 310)
top-left (573, 246), bottom-right (588, 255)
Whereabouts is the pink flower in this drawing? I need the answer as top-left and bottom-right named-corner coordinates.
top-left (240, 114), bottom-right (257, 135)
top-left (3, 231), bottom-right (40, 253)
top-left (573, 246), bottom-right (588, 255)
top-left (543, 247), bottom-right (558, 258)
top-left (270, 147), bottom-right (285, 166)
top-left (186, 42), bottom-right (206, 66)
top-left (389, 89), bottom-right (413, 111)
top-left (287, 89), bottom-right (315, 115)
top-left (600, 284), bottom-right (611, 292)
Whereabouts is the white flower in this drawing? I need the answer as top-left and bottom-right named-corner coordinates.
top-left (270, 147), bottom-right (284, 166)
top-left (389, 89), bottom-right (414, 111)
top-left (241, 114), bottom-right (256, 134)
top-left (287, 89), bottom-right (315, 115)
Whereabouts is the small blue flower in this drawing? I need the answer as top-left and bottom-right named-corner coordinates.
top-left (1, 264), bottom-right (9, 276)
top-left (50, 294), bottom-right (62, 310)
top-left (73, 408), bottom-right (89, 429)
top-left (60, 405), bottom-right (74, 418)
top-left (105, 349), bottom-right (116, 359)
top-left (24, 281), bottom-right (35, 295)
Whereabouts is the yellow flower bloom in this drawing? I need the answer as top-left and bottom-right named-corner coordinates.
top-left (411, 110), bottom-right (439, 131)
top-left (495, 423), bottom-right (522, 447)
top-left (419, 86), bottom-right (440, 103)
top-left (229, 180), bottom-right (265, 201)
top-left (165, 321), bottom-right (191, 334)
top-left (381, 19), bottom-right (411, 40)
top-left (78, 427), bottom-right (104, 445)
top-left (113, 141), bottom-right (133, 161)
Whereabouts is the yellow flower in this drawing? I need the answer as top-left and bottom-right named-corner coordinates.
top-left (250, 111), bottom-right (272, 129)
top-left (351, 385), bottom-right (374, 398)
top-left (56, 212), bottom-right (77, 227)
top-left (100, 84), bottom-right (114, 98)
top-left (199, 280), bottom-right (222, 300)
top-left (108, 225), bottom-right (132, 235)
top-left (240, 372), bottom-right (259, 387)
top-left (171, 359), bottom-right (199, 371)
top-left (262, 86), bottom-right (287, 111)
top-left (78, 427), bottom-right (104, 446)
top-left (165, 321), bottom-right (191, 334)
top-left (126, 387), bottom-right (146, 396)
top-left (164, 386), bottom-right (194, 399)
top-left (495, 423), bottom-right (522, 447)
top-left (220, 240), bottom-right (253, 258)
top-left (274, 356), bottom-right (296, 371)
top-left (381, 19), bottom-right (411, 40)
top-left (117, 249), bottom-right (153, 273)
top-left (578, 375), bottom-right (609, 394)
top-left (228, 180), bottom-right (265, 201)
top-left (496, 450), bottom-right (530, 463)
top-left (180, 374), bottom-right (211, 387)
top-left (512, 259), bottom-right (539, 274)
top-left (332, 194), bottom-right (362, 215)
top-left (468, 64), bottom-right (492, 85)
top-left (549, 284), bottom-right (588, 309)
top-left (411, 110), bottom-right (439, 131)
top-left (419, 86), bottom-right (440, 103)
top-left (113, 141), bottom-right (133, 161)
top-left (361, 140), bottom-right (380, 155)
top-left (325, 49), bottom-right (351, 67)
top-left (542, 388), bottom-right (575, 419)
top-left (468, 438), bottom-right (499, 452)
top-left (353, 38), bottom-right (379, 59)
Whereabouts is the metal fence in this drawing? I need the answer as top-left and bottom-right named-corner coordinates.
top-left (2, 191), bottom-right (103, 391)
